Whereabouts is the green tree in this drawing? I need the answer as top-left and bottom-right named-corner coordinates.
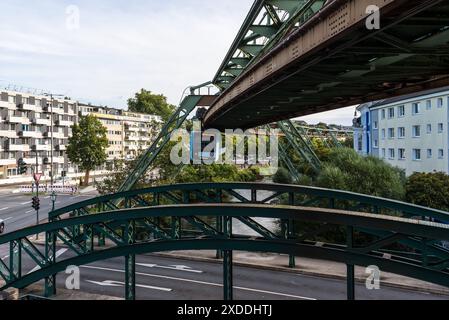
top-left (128, 89), bottom-right (176, 121)
top-left (406, 172), bottom-right (449, 211)
top-left (316, 148), bottom-right (406, 200)
top-left (67, 115), bottom-right (108, 186)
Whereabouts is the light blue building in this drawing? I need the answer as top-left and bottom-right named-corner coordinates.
top-left (354, 87), bottom-right (449, 175)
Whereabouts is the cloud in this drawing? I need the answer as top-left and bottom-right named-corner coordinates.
top-left (0, 0), bottom-right (253, 107)
top-left (0, 0), bottom-right (356, 125)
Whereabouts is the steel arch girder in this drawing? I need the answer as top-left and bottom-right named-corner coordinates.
top-left (4, 238), bottom-right (449, 292)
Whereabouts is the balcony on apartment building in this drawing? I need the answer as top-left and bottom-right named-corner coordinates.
top-left (7, 112), bottom-right (30, 125)
top-left (31, 144), bottom-right (52, 152)
top-left (18, 129), bottom-right (43, 139)
top-left (0, 127), bottom-right (18, 139)
top-left (43, 104), bottom-right (65, 115)
top-left (55, 143), bottom-right (67, 151)
top-left (0, 156), bottom-right (16, 166)
top-left (4, 143), bottom-right (30, 152)
top-left (54, 117), bottom-right (74, 127)
top-left (125, 135), bottom-right (141, 141)
top-left (17, 103), bottom-right (42, 113)
top-left (43, 130), bottom-right (65, 139)
top-left (0, 100), bottom-right (15, 110)
top-left (31, 114), bottom-right (51, 126)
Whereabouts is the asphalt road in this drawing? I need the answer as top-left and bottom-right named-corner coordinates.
top-left (13, 250), bottom-right (449, 300)
top-left (0, 192), bottom-right (448, 300)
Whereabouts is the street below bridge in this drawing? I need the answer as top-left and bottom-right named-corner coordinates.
top-left (0, 191), bottom-right (448, 300)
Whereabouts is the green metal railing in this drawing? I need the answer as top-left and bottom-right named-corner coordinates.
top-left (2, 203), bottom-right (449, 301)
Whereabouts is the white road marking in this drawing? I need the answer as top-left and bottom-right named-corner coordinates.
top-left (86, 280), bottom-right (172, 292)
top-left (3, 217), bottom-right (13, 221)
top-left (28, 249), bottom-right (68, 274)
top-left (1, 255), bottom-right (9, 261)
top-left (20, 202), bottom-right (31, 205)
top-left (0, 208), bottom-right (9, 211)
top-left (26, 210), bottom-right (34, 214)
top-left (81, 265), bottom-right (316, 300)
top-left (136, 263), bottom-right (203, 274)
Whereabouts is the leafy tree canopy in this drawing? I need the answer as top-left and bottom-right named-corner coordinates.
top-left (128, 89), bottom-right (176, 121)
top-left (67, 115), bottom-right (108, 186)
top-left (406, 172), bottom-right (449, 212)
top-left (316, 148), bottom-right (406, 200)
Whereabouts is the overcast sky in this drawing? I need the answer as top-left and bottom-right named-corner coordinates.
top-left (0, 0), bottom-right (355, 126)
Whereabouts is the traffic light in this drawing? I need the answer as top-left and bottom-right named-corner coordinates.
top-left (17, 158), bottom-right (28, 175)
top-left (32, 196), bottom-right (40, 211)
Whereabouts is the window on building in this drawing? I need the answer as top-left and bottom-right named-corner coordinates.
top-left (373, 121), bottom-right (378, 129)
top-left (412, 125), bottom-right (421, 137)
top-left (382, 149), bottom-right (386, 159)
top-left (388, 108), bottom-right (395, 118)
top-left (388, 128), bottom-right (395, 139)
top-left (438, 123), bottom-right (444, 133)
top-left (381, 129), bottom-right (386, 140)
top-left (427, 149), bottom-right (433, 159)
top-left (381, 109), bottom-right (386, 119)
top-left (439, 149), bottom-right (444, 159)
top-left (437, 98), bottom-right (443, 108)
top-left (426, 100), bottom-right (432, 110)
top-left (412, 103), bottom-right (421, 115)
top-left (398, 105), bottom-right (405, 117)
top-left (413, 149), bottom-right (421, 161)
top-left (427, 124), bottom-right (432, 134)
top-left (398, 127), bottom-right (405, 138)
top-left (374, 140), bottom-right (378, 148)
top-left (399, 148), bottom-right (406, 160)
top-left (388, 148), bottom-right (395, 159)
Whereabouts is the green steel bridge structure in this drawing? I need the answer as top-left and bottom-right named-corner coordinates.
top-left (1, 0), bottom-right (449, 300)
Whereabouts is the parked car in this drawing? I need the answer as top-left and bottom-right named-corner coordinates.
top-left (0, 219), bottom-right (4, 234)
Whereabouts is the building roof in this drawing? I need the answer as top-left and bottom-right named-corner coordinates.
top-left (358, 85), bottom-right (449, 111)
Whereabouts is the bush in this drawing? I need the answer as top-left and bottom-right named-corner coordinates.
top-left (316, 148), bottom-right (406, 200)
top-left (273, 167), bottom-right (293, 184)
top-left (406, 172), bottom-right (449, 212)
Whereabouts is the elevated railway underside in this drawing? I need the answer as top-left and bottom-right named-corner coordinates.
top-left (204, 0), bottom-right (449, 130)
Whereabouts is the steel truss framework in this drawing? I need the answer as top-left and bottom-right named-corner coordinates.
top-left (213, 0), bottom-right (327, 90)
top-left (1, 183), bottom-right (449, 300)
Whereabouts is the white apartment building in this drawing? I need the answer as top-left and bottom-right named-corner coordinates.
top-left (78, 104), bottom-right (162, 163)
top-left (0, 90), bottom-right (162, 184)
top-left (354, 86), bottom-right (449, 175)
top-left (0, 90), bottom-right (77, 180)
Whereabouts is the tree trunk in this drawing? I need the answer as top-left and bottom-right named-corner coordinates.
top-left (84, 170), bottom-right (90, 187)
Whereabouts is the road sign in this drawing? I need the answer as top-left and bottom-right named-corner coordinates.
top-left (33, 173), bottom-right (42, 184)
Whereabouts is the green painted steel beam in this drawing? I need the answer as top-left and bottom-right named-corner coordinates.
top-left (50, 182), bottom-right (449, 224)
top-left (5, 237), bottom-right (449, 293)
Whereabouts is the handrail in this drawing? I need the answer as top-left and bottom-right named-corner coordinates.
top-left (50, 182), bottom-right (449, 223)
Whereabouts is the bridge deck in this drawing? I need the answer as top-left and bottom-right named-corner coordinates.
top-left (205, 0), bottom-right (449, 129)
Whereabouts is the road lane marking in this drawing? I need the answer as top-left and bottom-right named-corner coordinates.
top-left (86, 280), bottom-right (172, 292)
top-left (26, 210), bottom-right (34, 214)
top-left (3, 217), bottom-right (13, 221)
top-left (136, 263), bottom-right (203, 274)
top-left (28, 249), bottom-right (68, 274)
top-left (81, 265), bottom-right (316, 300)
top-left (20, 202), bottom-right (31, 205)
top-left (1, 255), bottom-right (9, 261)
top-left (0, 208), bottom-right (9, 211)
